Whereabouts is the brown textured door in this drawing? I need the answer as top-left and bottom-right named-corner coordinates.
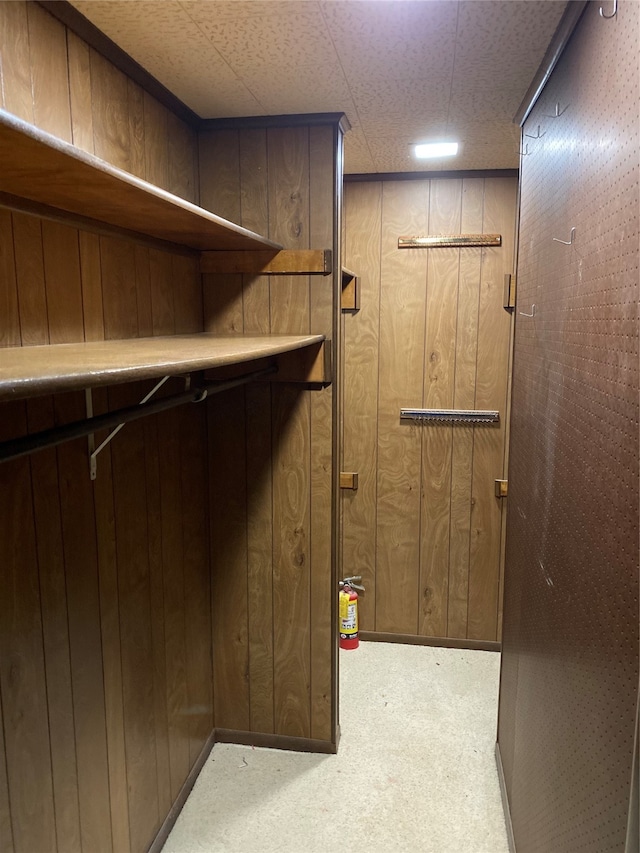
top-left (341, 176), bottom-right (517, 643)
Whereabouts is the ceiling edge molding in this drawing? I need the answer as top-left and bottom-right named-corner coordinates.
top-left (38, 0), bottom-right (202, 128)
top-left (200, 113), bottom-right (351, 133)
top-left (345, 169), bottom-right (519, 183)
top-left (513, 0), bottom-right (589, 127)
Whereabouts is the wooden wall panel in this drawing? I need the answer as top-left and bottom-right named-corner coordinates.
top-left (468, 178), bottom-right (516, 641)
top-left (0, 5), bottom-right (210, 852)
top-left (419, 179), bottom-right (462, 637)
top-left (308, 125), bottom-right (336, 742)
top-left (376, 180), bottom-right (429, 634)
top-left (200, 121), bottom-right (340, 746)
top-left (343, 176), bottom-right (517, 643)
top-left (0, 408), bottom-right (57, 853)
top-left (341, 183), bottom-right (382, 632)
top-left (268, 127), bottom-right (313, 738)
top-left (447, 179), bottom-right (484, 638)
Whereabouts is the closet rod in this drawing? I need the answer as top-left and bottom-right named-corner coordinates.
top-left (0, 365), bottom-right (276, 465)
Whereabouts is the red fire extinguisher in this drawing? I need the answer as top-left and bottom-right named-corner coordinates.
top-left (339, 576), bottom-right (364, 650)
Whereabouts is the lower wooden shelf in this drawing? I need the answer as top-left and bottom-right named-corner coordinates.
top-left (0, 333), bottom-right (327, 402)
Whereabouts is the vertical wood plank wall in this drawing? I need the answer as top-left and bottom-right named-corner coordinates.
top-left (497, 2), bottom-right (639, 850)
top-left (199, 122), bottom-right (340, 745)
top-left (0, 5), bottom-right (210, 853)
top-left (342, 177), bottom-right (517, 644)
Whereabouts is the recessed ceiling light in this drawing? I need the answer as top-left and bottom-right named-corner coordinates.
top-left (414, 142), bottom-right (459, 159)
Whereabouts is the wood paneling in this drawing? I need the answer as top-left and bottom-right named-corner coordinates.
top-left (341, 182), bottom-right (381, 631)
top-left (0, 10), bottom-right (342, 853)
top-left (200, 121), bottom-right (340, 746)
top-left (0, 6), bottom-right (211, 852)
top-left (343, 176), bottom-right (517, 643)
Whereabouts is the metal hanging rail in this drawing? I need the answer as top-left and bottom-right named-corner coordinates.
top-left (0, 365), bottom-right (276, 467)
top-left (400, 408), bottom-right (499, 425)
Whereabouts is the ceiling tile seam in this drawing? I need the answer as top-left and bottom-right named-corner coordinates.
top-left (317, 0), bottom-right (374, 170)
top-left (176, 0), bottom-right (269, 116)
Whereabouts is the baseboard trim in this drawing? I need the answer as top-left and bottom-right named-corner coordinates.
top-left (495, 742), bottom-right (517, 853)
top-left (147, 728), bottom-right (216, 853)
top-left (359, 631), bottom-right (501, 652)
top-left (214, 728), bottom-right (338, 755)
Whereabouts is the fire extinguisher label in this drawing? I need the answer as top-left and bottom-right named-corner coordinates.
top-left (339, 590), bottom-right (349, 620)
top-left (341, 602), bottom-right (358, 635)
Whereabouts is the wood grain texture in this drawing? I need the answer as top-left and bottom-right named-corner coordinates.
top-left (67, 32), bottom-right (94, 154)
top-left (468, 178), bottom-right (517, 641)
top-left (272, 387), bottom-right (312, 737)
top-left (0, 9), bottom-right (214, 851)
top-left (342, 176), bottom-right (517, 643)
top-left (268, 126), bottom-right (312, 738)
top-left (376, 180), bottom-right (429, 634)
top-left (447, 179), bottom-right (484, 638)
top-left (127, 80), bottom-right (146, 182)
top-left (90, 49), bottom-right (131, 173)
top-left (91, 389), bottom-right (132, 853)
top-left (27, 4), bottom-right (72, 143)
top-left (27, 397), bottom-right (82, 853)
top-left (308, 124), bottom-right (335, 741)
top-left (12, 213), bottom-right (48, 346)
top-left (54, 392), bottom-right (112, 853)
top-left (179, 407), bottom-right (212, 763)
top-left (157, 404), bottom-right (189, 806)
top-left (209, 386), bottom-right (251, 731)
top-left (0, 406), bottom-right (56, 853)
top-left (0, 110), bottom-right (279, 252)
top-left (79, 231), bottom-right (104, 341)
top-left (0, 2), bottom-right (33, 122)
top-left (419, 179), bottom-right (462, 637)
top-left (342, 182), bottom-right (382, 631)
top-left (0, 210), bottom-right (20, 348)
top-left (143, 93), bottom-right (169, 191)
top-left (240, 130), bottom-right (275, 733)
top-left (167, 112), bottom-right (197, 204)
top-left (107, 383), bottom-right (159, 850)
top-left (42, 221), bottom-right (84, 344)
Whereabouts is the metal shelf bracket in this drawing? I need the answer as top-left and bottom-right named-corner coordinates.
top-left (86, 375), bottom-right (170, 480)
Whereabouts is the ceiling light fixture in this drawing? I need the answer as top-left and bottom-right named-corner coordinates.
top-left (414, 142), bottom-right (459, 159)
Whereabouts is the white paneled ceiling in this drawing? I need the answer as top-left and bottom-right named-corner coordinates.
top-left (69, 0), bottom-right (568, 173)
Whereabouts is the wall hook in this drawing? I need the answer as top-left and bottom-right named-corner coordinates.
top-left (519, 304), bottom-right (536, 318)
top-left (599, 0), bottom-right (617, 17)
top-left (543, 102), bottom-right (568, 118)
top-left (525, 125), bottom-right (546, 140)
top-left (553, 226), bottom-right (576, 246)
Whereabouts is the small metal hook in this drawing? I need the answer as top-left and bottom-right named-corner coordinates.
top-left (525, 125), bottom-right (546, 140)
top-left (543, 102), bottom-right (568, 118)
top-left (599, 0), bottom-right (617, 18)
top-left (553, 226), bottom-right (576, 246)
top-left (519, 304), bottom-right (536, 318)
top-left (519, 143), bottom-right (531, 156)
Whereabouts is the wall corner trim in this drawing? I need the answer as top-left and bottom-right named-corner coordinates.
top-left (147, 730), bottom-right (217, 853)
top-left (495, 742), bottom-right (518, 853)
top-left (37, 0), bottom-right (202, 128)
top-left (513, 0), bottom-right (589, 126)
top-left (199, 113), bottom-right (350, 133)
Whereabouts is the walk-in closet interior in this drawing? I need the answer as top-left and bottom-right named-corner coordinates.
top-left (0, 1), bottom-right (637, 852)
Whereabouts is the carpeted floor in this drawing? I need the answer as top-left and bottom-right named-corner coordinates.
top-left (162, 642), bottom-right (509, 853)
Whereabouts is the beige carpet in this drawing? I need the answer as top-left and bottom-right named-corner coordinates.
top-left (163, 642), bottom-right (509, 853)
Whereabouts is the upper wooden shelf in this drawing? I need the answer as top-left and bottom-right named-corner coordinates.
top-left (0, 334), bottom-right (326, 402)
top-left (0, 109), bottom-right (282, 252)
